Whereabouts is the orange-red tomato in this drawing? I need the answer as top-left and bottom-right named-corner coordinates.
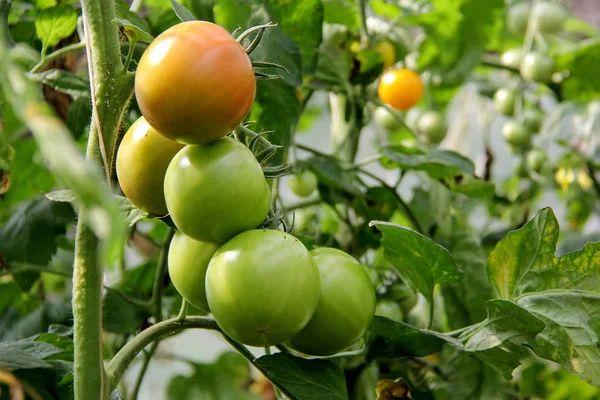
top-left (378, 69), bottom-right (424, 110)
top-left (135, 21), bottom-right (256, 144)
top-left (116, 117), bottom-right (184, 215)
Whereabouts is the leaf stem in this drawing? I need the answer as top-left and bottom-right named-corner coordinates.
top-left (130, 341), bottom-right (158, 400)
top-left (0, 264), bottom-right (71, 278)
top-left (152, 228), bottom-right (175, 322)
top-left (312, 349), bottom-right (364, 360)
top-left (123, 39), bottom-right (137, 72)
top-left (357, 0), bottom-right (370, 43)
top-left (29, 41), bottom-right (86, 73)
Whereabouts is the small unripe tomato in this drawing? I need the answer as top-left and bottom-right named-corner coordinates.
top-left (500, 48), bottom-right (524, 69)
top-left (526, 148), bottom-right (548, 173)
top-left (116, 117), bottom-right (184, 215)
top-left (375, 39), bottom-right (396, 70)
top-left (375, 300), bottom-right (404, 322)
top-left (493, 88), bottom-right (517, 116)
top-left (378, 69), bottom-right (424, 110)
top-left (135, 21), bottom-right (256, 144)
top-left (522, 109), bottom-right (544, 133)
top-left (287, 248), bottom-right (375, 355)
top-left (164, 137), bottom-right (271, 244)
top-left (206, 229), bottom-right (321, 347)
top-left (417, 110), bottom-right (447, 144)
top-left (520, 52), bottom-right (554, 83)
top-left (288, 170), bottom-right (318, 198)
top-left (373, 107), bottom-right (403, 131)
top-left (168, 232), bottom-right (218, 313)
top-left (405, 107), bottom-right (426, 131)
top-left (531, 2), bottom-right (567, 34)
top-left (502, 121), bottom-right (531, 150)
top-left (507, 3), bottom-right (530, 34)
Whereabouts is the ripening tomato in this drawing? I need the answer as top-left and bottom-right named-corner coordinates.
top-left (206, 229), bottom-right (321, 346)
top-left (493, 88), bottom-right (517, 117)
top-left (507, 3), bottom-right (530, 34)
top-left (378, 69), bottom-right (424, 111)
top-left (116, 117), bottom-right (184, 215)
top-left (500, 48), bottom-right (524, 69)
top-left (375, 40), bottom-right (396, 70)
top-left (531, 2), bottom-right (567, 34)
top-left (168, 232), bottom-right (218, 313)
top-left (417, 111), bottom-right (447, 144)
top-left (135, 21), bottom-right (256, 144)
top-left (520, 52), bottom-right (554, 83)
top-left (164, 137), bottom-right (270, 244)
top-left (288, 170), bottom-right (318, 198)
top-left (287, 248), bottom-right (376, 356)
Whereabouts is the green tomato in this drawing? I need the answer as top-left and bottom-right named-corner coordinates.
top-left (417, 111), bottom-right (447, 144)
top-left (531, 2), bottom-right (567, 34)
top-left (386, 284), bottom-right (418, 314)
top-left (287, 248), bottom-right (376, 356)
top-left (493, 88), bottom-right (517, 116)
top-left (164, 137), bottom-right (271, 244)
top-left (520, 52), bottom-right (554, 83)
top-left (168, 231), bottom-right (218, 313)
top-left (522, 109), bottom-right (544, 133)
top-left (526, 149), bottom-right (548, 173)
top-left (375, 300), bottom-right (404, 322)
top-left (373, 107), bottom-right (403, 131)
top-left (515, 158), bottom-right (530, 178)
top-left (507, 3), bottom-right (530, 34)
top-left (405, 107), bottom-right (426, 131)
top-left (288, 170), bottom-right (318, 198)
top-left (206, 229), bottom-right (320, 347)
top-left (500, 48), bottom-right (524, 69)
top-left (116, 117), bottom-right (184, 215)
top-left (502, 121), bottom-right (531, 150)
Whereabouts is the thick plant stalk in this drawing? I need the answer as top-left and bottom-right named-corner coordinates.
top-left (74, 0), bottom-right (134, 399)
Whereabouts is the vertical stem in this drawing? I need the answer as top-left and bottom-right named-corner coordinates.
top-left (357, 0), bottom-right (370, 44)
top-left (72, 131), bottom-right (106, 400)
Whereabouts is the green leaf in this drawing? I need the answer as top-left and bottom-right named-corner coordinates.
top-left (487, 207), bottom-right (600, 300)
top-left (364, 316), bottom-right (463, 363)
top-left (114, 0), bottom-right (151, 33)
top-left (370, 221), bottom-right (463, 305)
top-left (382, 145), bottom-right (475, 179)
top-left (458, 299), bottom-right (545, 379)
top-left (0, 197), bottom-right (74, 291)
top-left (35, 5), bottom-right (78, 48)
top-left (518, 290), bottom-right (600, 386)
top-left (1, 300), bottom-right (72, 342)
top-left (556, 39), bottom-right (600, 101)
top-left (102, 288), bottom-right (148, 334)
top-left (28, 69), bottom-right (90, 100)
top-left (170, 0), bottom-right (196, 22)
top-left (266, 0), bottom-right (324, 75)
top-left (113, 17), bottom-right (154, 43)
top-left (255, 353), bottom-right (349, 400)
top-left (0, 340), bottom-right (64, 370)
top-left (323, 0), bottom-right (359, 30)
top-left (167, 352), bottom-right (259, 399)
top-left (213, 0), bottom-right (252, 32)
top-left (452, 177), bottom-right (495, 199)
top-left (309, 156), bottom-right (362, 195)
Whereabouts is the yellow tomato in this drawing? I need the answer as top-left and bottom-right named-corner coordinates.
top-left (375, 40), bottom-right (396, 70)
top-left (378, 69), bottom-right (424, 110)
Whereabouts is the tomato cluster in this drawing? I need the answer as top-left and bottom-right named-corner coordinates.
top-left (117, 21), bottom-right (376, 355)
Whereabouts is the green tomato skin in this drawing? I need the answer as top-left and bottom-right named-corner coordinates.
top-left (205, 229), bottom-right (320, 347)
top-left (375, 300), bottom-right (404, 322)
top-left (373, 107), bottom-right (403, 131)
top-left (500, 48), bottom-right (524, 69)
top-left (502, 121), bottom-right (531, 149)
top-left (164, 137), bottom-right (271, 244)
top-left (417, 111), bottom-right (447, 144)
top-left (116, 117), bottom-right (184, 215)
top-left (168, 232), bottom-right (218, 313)
top-left (493, 88), bottom-right (517, 116)
top-left (523, 109), bottom-right (544, 133)
top-left (520, 52), bottom-right (554, 83)
top-left (531, 2), bottom-right (567, 34)
top-left (405, 107), bottom-right (425, 131)
top-left (287, 248), bottom-right (376, 356)
top-left (526, 149), bottom-right (548, 172)
top-left (507, 3), bottom-right (530, 34)
top-left (288, 170), bottom-right (318, 198)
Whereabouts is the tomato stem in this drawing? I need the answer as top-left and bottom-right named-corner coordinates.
top-left (236, 21), bottom-right (277, 44)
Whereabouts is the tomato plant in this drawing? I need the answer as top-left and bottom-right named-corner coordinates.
top-left (2, 0), bottom-right (600, 399)
top-left (206, 229), bottom-right (320, 347)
